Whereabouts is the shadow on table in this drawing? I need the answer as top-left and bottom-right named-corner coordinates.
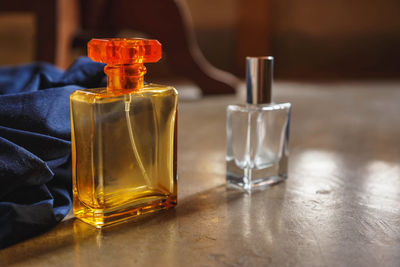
top-left (0, 183), bottom-right (287, 265)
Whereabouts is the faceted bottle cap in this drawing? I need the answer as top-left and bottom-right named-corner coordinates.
top-left (246, 56), bottom-right (274, 104)
top-left (88, 38), bottom-right (162, 65)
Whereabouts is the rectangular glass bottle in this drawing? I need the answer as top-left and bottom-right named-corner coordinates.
top-left (71, 84), bottom-right (177, 227)
top-left (226, 102), bottom-right (291, 192)
top-left (226, 56), bottom-right (291, 192)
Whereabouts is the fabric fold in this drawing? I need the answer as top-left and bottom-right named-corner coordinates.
top-left (0, 57), bottom-right (106, 248)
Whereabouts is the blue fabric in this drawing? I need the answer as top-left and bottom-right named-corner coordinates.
top-left (0, 57), bottom-right (106, 248)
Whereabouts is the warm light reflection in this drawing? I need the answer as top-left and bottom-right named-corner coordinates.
top-left (96, 229), bottom-right (103, 248)
top-left (296, 150), bottom-right (338, 173)
top-left (242, 194), bottom-right (252, 238)
top-left (365, 160), bottom-right (400, 181)
top-left (73, 219), bottom-right (99, 264)
top-left (363, 160), bottom-right (400, 211)
top-left (291, 150), bottom-right (341, 194)
top-left (290, 150), bottom-right (341, 252)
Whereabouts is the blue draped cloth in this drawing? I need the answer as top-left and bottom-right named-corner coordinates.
top-left (0, 57), bottom-right (106, 248)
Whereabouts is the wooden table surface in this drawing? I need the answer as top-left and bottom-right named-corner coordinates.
top-left (1, 81), bottom-right (400, 266)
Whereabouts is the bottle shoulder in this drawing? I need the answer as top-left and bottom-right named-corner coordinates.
top-left (70, 83), bottom-right (178, 103)
top-left (227, 102), bottom-right (291, 112)
top-left (144, 83), bottom-right (178, 94)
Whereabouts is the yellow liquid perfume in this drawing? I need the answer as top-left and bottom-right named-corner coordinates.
top-left (70, 39), bottom-right (178, 228)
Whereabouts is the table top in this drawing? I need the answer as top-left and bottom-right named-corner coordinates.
top-left (1, 81), bottom-right (400, 266)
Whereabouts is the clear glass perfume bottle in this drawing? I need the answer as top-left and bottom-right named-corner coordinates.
top-left (70, 39), bottom-right (178, 228)
top-left (226, 56), bottom-right (291, 192)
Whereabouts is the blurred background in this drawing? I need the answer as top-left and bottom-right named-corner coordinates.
top-left (0, 0), bottom-right (399, 86)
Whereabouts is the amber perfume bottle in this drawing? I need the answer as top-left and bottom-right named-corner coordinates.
top-left (226, 57), bottom-right (291, 192)
top-left (70, 39), bottom-right (178, 228)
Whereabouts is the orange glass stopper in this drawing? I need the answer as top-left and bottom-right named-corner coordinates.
top-left (87, 38), bottom-right (162, 91)
top-left (88, 38), bottom-right (161, 65)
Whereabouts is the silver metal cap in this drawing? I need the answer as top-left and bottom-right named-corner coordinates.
top-left (246, 56), bottom-right (274, 104)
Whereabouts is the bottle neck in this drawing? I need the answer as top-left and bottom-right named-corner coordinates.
top-left (104, 64), bottom-right (146, 91)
